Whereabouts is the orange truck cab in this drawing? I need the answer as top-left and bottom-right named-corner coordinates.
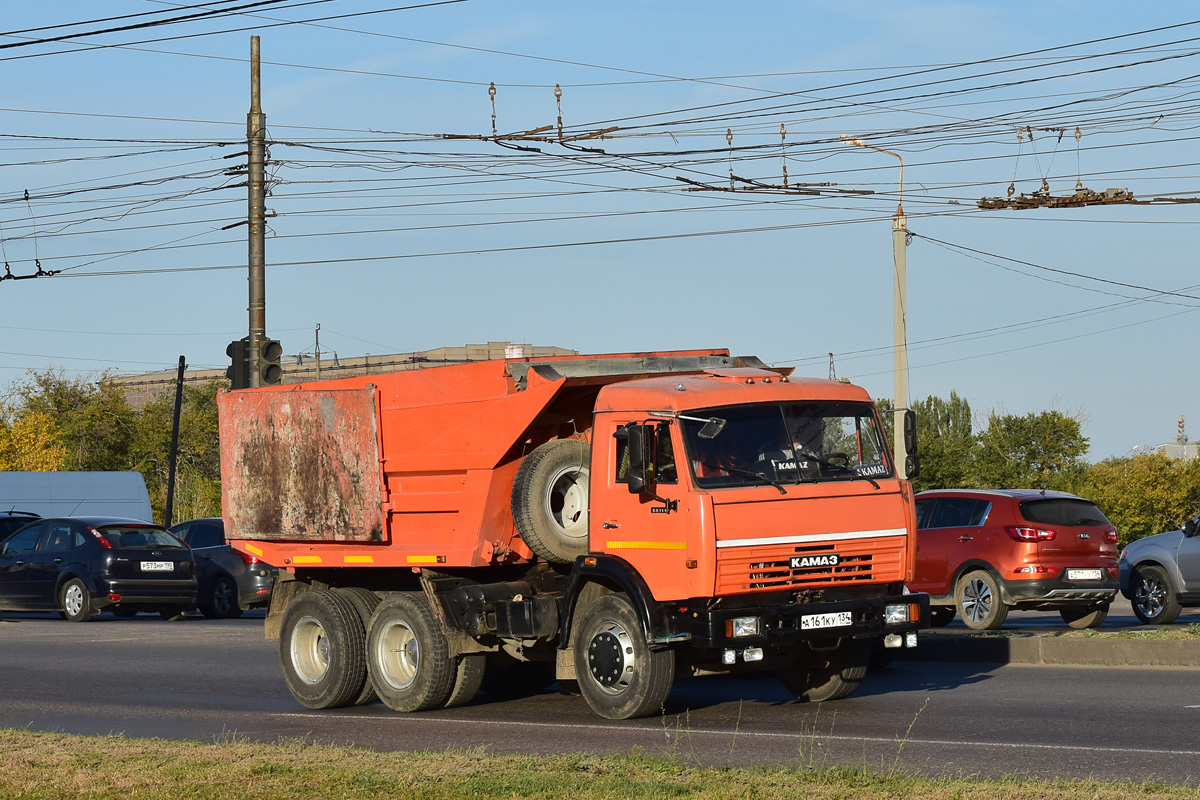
top-left (220, 349), bottom-right (928, 720)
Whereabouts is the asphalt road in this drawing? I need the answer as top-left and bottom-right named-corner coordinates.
top-left (2, 607), bottom-right (1199, 787)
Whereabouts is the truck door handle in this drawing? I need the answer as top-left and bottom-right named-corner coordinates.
top-left (602, 522), bottom-right (619, 529)
top-left (54, 558), bottom-right (63, 563)
top-left (957, 536), bottom-right (973, 542)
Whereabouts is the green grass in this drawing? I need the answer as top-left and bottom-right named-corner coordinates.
top-left (0, 728), bottom-right (1193, 800)
top-left (952, 622), bottom-right (1200, 639)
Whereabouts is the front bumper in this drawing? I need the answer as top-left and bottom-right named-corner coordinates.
top-left (672, 591), bottom-right (930, 650)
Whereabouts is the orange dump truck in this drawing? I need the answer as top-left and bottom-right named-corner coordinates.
top-left (219, 348), bottom-right (928, 720)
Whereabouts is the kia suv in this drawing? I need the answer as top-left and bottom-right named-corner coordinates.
top-left (911, 490), bottom-right (1119, 630)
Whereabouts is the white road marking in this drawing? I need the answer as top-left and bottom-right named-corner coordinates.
top-left (270, 713), bottom-right (1200, 757)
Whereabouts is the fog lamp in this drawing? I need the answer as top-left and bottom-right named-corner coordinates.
top-left (905, 631), bottom-right (918, 648)
top-left (883, 633), bottom-right (903, 649)
top-left (742, 647), bottom-right (764, 662)
top-left (722, 649), bottom-right (737, 665)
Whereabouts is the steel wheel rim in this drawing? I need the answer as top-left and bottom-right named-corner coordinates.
top-left (546, 464), bottom-right (589, 541)
top-left (290, 615), bottom-right (330, 684)
top-left (962, 578), bottom-right (992, 623)
top-left (376, 619), bottom-right (420, 691)
top-left (1135, 576), bottom-right (1165, 618)
top-left (587, 618), bottom-right (636, 696)
top-left (63, 584), bottom-right (84, 617)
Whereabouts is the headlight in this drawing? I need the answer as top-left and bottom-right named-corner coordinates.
top-left (884, 603), bottom-right (911, 625)
top-left (730, 616), bottom-right (761, 638)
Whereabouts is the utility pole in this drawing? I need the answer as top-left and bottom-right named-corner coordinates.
top-left (247, 35), bottom-right (267, 387)
top-left (844, 136), bottom-right (909, 478)
top-left (315, 323), bottom-right (321, 379)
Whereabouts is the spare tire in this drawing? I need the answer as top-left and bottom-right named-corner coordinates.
top-left (512, 439), bottom-right (590, 563)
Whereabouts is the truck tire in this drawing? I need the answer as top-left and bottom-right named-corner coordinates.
top-left (1131, 565), bottom-right (1182, 625)
top-left (955, 570), bottom-right (1009, 630)
top-left (366, 592), bottom-right (456, 712)
top-left (335, 587), bottom-right (383, 706)
top-left (279, 589), bottom-right (367, 710)
top-left (781, 638), bottom-right (871, 702)
top-left (444, 654), bottom-right (486, 708)
top-left (512, 439), bottom-right (591, 564)
top-left (573, 593), bottom-right (674, 720)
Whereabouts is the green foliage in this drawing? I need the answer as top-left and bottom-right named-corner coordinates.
top-left (910, 392), bottom-right (973, 492)
top-left (1070, 453), bottom-right (1200, 547)
top-left (971, 409), bottom-right (1088, 488)
top-left (0, 369), bottom-right (223, 524)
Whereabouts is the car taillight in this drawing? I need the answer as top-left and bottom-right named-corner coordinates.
top-left (1006, 526), bottom-right (1056, 542)
top-left (236, 549), bottom-right (259, 565)
top-left (1013, 565), bottom-right (1061, 574)
top-left (1108, 566), bottom-right (1120, 577)
top-left (87, 526), bottom-right (112, 549)
top-left (1105, 529), bottom-right (1119, 543)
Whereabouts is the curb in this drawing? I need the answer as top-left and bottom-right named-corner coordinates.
top-left (896, 633), bottom-right (1200, 668)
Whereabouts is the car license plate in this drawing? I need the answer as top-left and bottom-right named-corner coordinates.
top-left (800, 611), bottom-right (853, 631)
top-left (140, 561), bottom-right (173, 572)
top-left (1067, 568), bottom-right (1102, 581)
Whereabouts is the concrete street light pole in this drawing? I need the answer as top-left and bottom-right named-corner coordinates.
top-left (247, 35), bottom-right (267, 387)
top-left (844, 136), bottom-right (909, 479)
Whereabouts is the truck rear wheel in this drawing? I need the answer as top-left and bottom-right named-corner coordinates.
top-left (573, 593), bottom-right (674, 720)
top-left (366, 592), bottom-right (455, 712)
top-left (512, 439), bottom-right (590, 564)
top-left (279, 589), bottom-right (366, 710)
top-left (781, 638), bottom-right (870, 702)
top-left (444, 654), bottom-right (486, 708)
top-left (335, 587), bottom-right (383, 706)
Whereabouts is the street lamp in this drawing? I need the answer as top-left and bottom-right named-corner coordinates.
top-left (843, 135), bottom-right (910, 479)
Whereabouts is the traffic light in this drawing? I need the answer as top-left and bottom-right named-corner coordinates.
top-left (226, 337), bottom-right (249, 390)
top-left (258, 337), bottom-right (283, 385)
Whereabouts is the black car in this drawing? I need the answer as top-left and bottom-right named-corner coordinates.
top-left (0, 516), bottom-right (197, 621)
top-left (0, 510), bottom-right (40, 540)
top-left (168, 517), bottom-right (277, 619)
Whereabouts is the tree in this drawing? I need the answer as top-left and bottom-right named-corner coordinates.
top-left (0, 406), bottom-right (64, 470)
top-left (910, 392), bottom-right (974, 492)
top-left (971, 409), bottom-right (1088, 488)
top-left (1072, 453), bottom-right (1200, 548)
top-left (13, 370), bottom-right (135, 471)
top-left (131, 381), bottom-right (223, 523)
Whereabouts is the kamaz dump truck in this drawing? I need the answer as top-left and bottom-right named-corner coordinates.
top-left (219, 349), bottom-right (928, 720)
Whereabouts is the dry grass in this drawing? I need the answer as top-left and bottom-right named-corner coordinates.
top-left (0, 728), bottom-right (1193, 800)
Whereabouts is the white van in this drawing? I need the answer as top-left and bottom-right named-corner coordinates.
top-left (0, 471), bottom-right (153, 521)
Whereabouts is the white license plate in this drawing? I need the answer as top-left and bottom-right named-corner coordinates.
top-left (1067, 568), bottom-right (1103, 581)
top-left (140, 561), bottom-right (173, 572)
top-left (800, 611), bottom-right (853, 631)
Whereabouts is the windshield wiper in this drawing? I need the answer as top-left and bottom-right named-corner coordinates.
top-left (699, 462), bottom-right (788, 495)
top-left (796, 448), bottom-right (881, 490)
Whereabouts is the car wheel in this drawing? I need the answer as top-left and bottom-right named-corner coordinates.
top-left (781, 638), bottom-right (871, 702)
top-left (280, 589), bottom-right (367, 710)
top-left (930, 606), bottom-right (956, 627)
top-left (366, 592), bottom-right (455, 712)
top-left (1060, 604), bottom-right (1108, 629)
top-left (1131, 565), bottom-right (1182, 625)
top-left (573, 593), bottom-right (675, 720)
top-left (955, 571), bottom-right (1008, 630)
top-left (60, 578), bottom-right (94, 623)
top-left (200, 575), bottom-right (243, 620)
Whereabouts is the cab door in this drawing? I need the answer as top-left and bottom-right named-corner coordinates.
top-left (595, 420), bottom-right (696, 600)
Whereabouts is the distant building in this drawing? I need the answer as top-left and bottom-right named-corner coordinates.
top-left (112, 341), bottom-right (578, 411)
top-left (1132, 415), bottom-right (1198, 462)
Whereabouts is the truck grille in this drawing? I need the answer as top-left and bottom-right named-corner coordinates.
top-left (715, 536), bottom-right (906, 595)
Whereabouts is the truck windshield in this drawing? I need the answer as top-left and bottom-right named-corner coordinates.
top-left (680, 401), bottom-right (892, 489)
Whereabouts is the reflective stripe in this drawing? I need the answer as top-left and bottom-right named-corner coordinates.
top-left (244, 544), bottom-right (263, 557)
top-left (605, 541), bottom-right (687, 550)
top-left (344, 555), bottom-right (374, 564)
top-left (292, 555), bottom-right (322, 564)
top-left (406, 555), bottom-right (439, 564)
top-left (714, 528), bottom-right (907, 549)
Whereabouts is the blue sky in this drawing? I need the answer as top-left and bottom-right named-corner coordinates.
top-left (1, 1), bottom-right (1197, 460)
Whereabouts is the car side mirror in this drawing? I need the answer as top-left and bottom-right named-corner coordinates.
top-left (1184, 518), bottom-right (1197, 538)
top-left (902, 409), bottom-right (919, 480)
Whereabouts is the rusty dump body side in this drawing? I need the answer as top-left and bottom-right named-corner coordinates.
top-left (219, 348), bottom-right (747, 569)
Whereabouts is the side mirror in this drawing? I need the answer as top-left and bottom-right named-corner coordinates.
top-left (624, 423), bottom-right (654, 495)
top-left (1184, 518), bottom-right (1197, 538)
top-left (901, 409), bottom-right (919, 479)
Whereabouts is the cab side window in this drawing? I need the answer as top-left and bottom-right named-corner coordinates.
top-left (614, 422), bottom-right (677, 485)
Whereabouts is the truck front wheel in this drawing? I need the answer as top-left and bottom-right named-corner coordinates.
top-left (279, 589), bottom-right (367, 710)
top-left (573, 593), bottom-right (674, 720)
top-left (366, 592), bottom-right (456, 712)
top-left (781, 638), bottom-right (871, 703)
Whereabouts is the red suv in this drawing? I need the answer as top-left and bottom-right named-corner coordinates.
top-left (911, 489), bottom-right (1120, 630)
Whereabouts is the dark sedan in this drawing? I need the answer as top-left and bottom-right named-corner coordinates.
top-left (168, 517), bottom-right (277, 619)
top-left (0, 517), bottom-right (197, 621)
